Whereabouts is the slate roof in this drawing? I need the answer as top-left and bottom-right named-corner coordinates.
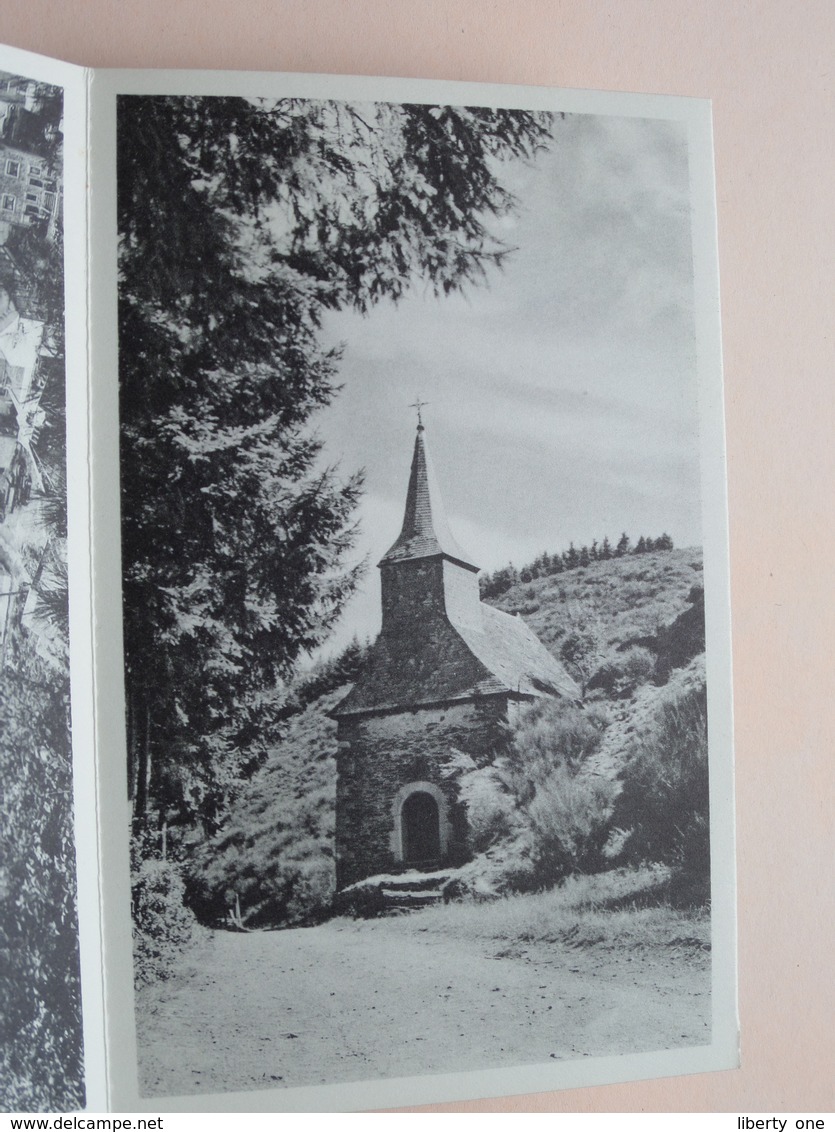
top-left (379, 426), bottom-right (478, 570)
top-left (457, 604), bottom-right (581, 701)
top-left (333, 603), bottom-right (579, 717)
top-left (333, 420), bottom-right (580, 717)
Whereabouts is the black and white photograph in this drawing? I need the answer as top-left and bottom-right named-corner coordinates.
top-left (0, 67), bottom-right (82, 1111)
top-left (115, 84), bottom-right (733, 1107)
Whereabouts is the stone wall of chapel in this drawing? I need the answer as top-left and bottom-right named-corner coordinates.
top-left (335, 697), bottom-right (509, 889)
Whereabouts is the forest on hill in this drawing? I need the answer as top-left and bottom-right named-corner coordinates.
top-left (132, 541), bottom-right (708, 977)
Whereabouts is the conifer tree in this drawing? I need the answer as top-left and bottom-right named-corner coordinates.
top-left (117, 95), bottom-right (552, 828)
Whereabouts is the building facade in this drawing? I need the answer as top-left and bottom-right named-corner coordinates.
top-left (0, 145), bottom-right (60, 239)
top-left (332, 422), bottom-right (578, 889)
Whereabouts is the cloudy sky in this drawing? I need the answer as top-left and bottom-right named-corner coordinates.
top-left (313, 110), bottom-right (701, 654)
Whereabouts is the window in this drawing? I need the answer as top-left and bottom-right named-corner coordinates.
top-left (2, 195), bottom-right (16, 212)
top-left (43, 193), bottom-right (56, 210)
top-left (25, 192), bottom-right (39, 203)
top-left (28, 177), bottom-right (43, 188)
top-left (5, 160), bottom-right (20, 178)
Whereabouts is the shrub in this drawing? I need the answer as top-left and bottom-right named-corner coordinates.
top-left (285, 857), bottom-right (337, 925)
top-left (586, 660), bottom-right (619, 696)
top-left (0, 643), bottom-right (83, 1111)
top-left (184, 691), bottom-right (341, 928)
top-left (186, 805), bottom-right (337, 929)
top-left (613, 680), bottom-right (709, 902)
top-left (620, 645), bottom-right (656, 686)
top-left (333, 881), bottom-right (387, 919)
top-left (455, 762), bottom-right (521, 854)
top-left (559, 618), bottom-right (606, 696)
top-left (588, 646), bottom-right (655, 697)
top-left (525, 765), bottom-right (619, 880)
top-left (132, 855), bottom-right (199, 986)
top-left (185, 787), bottom-right (337, 929)
top-left (506, 699), bottom-right (610, 795)
top-left (505, 699), bottom-right (616, 883)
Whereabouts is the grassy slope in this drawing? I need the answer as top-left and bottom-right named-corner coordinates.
top-left (372, 866), bottom-right (710, 954)
top-left (489, 547), bottom-right (703, 659)
top-left (189, 687), bottom-right (345, 925)
top-left (496, 548), bottom-right (705, 780)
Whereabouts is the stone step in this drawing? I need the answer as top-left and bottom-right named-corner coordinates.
top-left (378, 872), bottom-right (453, 893)
top-left (380, 887), bottom-right (444, 908)
top-left (335, 868), bottom-right (456, 917)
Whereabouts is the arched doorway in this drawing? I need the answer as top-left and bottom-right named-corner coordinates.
top-left (401, 790), bottom-right (441, 865)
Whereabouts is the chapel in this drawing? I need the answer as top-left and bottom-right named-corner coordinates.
top-left (332, 417), bottom-right (579, 890)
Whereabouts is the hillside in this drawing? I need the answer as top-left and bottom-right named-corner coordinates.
top-left (186, 547), bottom-right (706, 927)
top-left (490, 547), bottom-right (703, 660)
top-left (488, 548), bottom-right (705, 778)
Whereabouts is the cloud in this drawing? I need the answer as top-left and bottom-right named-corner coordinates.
top-left (311, 109), bottom-right (703, 655)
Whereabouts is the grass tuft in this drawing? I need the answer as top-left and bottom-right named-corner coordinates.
top-left (376, 867), bottom-right (710, 954)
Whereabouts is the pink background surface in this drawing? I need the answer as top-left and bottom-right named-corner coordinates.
top-left (1, 0), bottom-right (832, 1114)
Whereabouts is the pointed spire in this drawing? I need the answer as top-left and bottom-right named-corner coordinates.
top-left (379, 423), bottom-right (479, 570)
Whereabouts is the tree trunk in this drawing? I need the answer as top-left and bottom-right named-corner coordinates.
top-left (130, 687), bottom-right (152, 821)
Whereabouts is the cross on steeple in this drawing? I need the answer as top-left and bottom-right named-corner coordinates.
top-left (378, 409), bottom-right (477, 573)
top-left (409, 397), bottom-right (429, 430)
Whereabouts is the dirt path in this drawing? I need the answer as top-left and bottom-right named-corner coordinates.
top-left (136, 917), bottom-right (710, 1099)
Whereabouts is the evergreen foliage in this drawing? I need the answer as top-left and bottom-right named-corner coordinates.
top-left (286, 636), bottom-right (371, 716)
top-left (479, 530), bottom-right (675, 600)
top-left (117, 95), bottom-right (553, 834)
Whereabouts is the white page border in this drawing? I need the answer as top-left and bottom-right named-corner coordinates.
top-left (87, 66), bottom-right (737, 1112)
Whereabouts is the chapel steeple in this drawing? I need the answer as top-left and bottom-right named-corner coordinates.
top-left (379, 420), bottom-right (479, 572)
top-left (378, 419), bottom-right (482, 634)
top-left (330, 411), bottom-right (579, 891)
